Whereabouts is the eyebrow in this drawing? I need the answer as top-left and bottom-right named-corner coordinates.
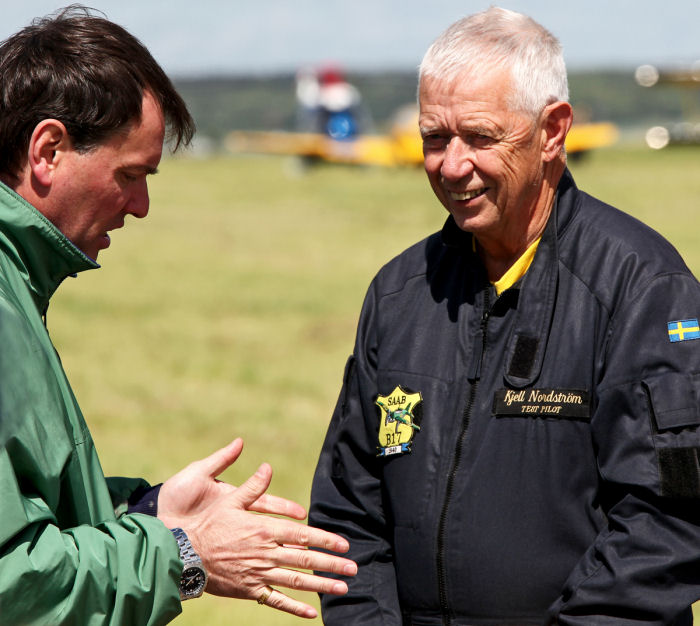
top-left (465, 127), bottom-right (497, 137)
top-left (419, 124), bottom-right (445, 136)
top-left (418, 124), bottom-right (496, 137)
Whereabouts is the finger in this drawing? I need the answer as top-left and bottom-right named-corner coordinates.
top-left (229, 463), bottom-right (273, 510)
top-left (266, 567), bottom-right (350, 596)
top-left (273, 545), bottom-right (357, 577)
top-left (261, 587), bottom-right (318, 619)
top-left (197, 438), bottom-right (244, 479)
top-left (247, 492), bottom-right (307, 520)
top-left (269, 519), bottom-right (351, 554)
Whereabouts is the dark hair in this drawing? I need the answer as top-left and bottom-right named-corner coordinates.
top-left (0, 4), bottom-right (195, 179)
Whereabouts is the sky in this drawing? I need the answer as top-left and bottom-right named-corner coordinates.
top-left (2, 1), bottom-right (700, 78)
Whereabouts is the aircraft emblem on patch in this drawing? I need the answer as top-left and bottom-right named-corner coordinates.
top-left (376, 385), bottom-right (423, 457)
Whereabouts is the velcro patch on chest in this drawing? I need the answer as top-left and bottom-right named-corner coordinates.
top-left (493, 388), bottom-right (590, 420)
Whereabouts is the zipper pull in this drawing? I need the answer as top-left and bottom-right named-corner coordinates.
top-left (467, 332), bottom-right (483, 381)
top-left (467, 299), bottom-right (490, 381)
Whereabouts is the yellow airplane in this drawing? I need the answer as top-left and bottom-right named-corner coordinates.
top-left (225, 66), bottom-right (618, 167)
top-left (225, 104), bottom-right (421, 167)
top-left (225, 107), bottom-right (618, 168)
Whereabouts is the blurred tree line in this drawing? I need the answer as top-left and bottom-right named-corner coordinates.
top-left (173, 70), bottom-right (696, 144)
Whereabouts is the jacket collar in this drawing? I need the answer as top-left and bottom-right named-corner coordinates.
top-left (439, 169), bottom-right (578, 388)
top-left (439, 168), bottom-right (579, 263)
top-left (0, 181), bottom-right (99, 314)
top-left (503, 168), bottom-right (578, 387)
top-left (441, 213), bottom-right (477, 252)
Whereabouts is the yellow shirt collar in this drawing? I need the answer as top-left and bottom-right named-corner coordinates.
top-left (491, 237), bottom-right (542, 296)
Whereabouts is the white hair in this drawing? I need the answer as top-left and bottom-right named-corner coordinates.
top-left (419, 7), bottom-right (569, 117)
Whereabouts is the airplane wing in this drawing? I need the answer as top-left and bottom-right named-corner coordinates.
top-left (225, 118), bottom-right (617, 166)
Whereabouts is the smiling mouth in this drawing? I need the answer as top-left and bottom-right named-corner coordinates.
top-left (449, 187), bottom-right (487, 201)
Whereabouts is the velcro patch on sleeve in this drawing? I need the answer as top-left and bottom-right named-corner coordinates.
top-left (657, 447), bottom-right (700, 498)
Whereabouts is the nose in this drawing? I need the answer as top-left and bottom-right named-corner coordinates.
top-left (127, 179), bottom-right (150, 219)
top-left (440, 137), bottom-right (475, 181)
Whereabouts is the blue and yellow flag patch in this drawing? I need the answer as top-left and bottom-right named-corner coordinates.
top-left (668, 319), bottom-right (700, 343)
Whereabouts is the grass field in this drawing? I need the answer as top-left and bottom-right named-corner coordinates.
top-left (49, 146), bottom-right (700, 624)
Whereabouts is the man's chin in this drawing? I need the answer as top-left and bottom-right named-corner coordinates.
top-left (449, 213), bottom-right (482, 234)
top-left (88, 234), bottom-right (111, 260)
top-left (81, 244), bottom-right (103, 262)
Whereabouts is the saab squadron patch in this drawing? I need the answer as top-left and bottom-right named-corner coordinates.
top-left (376, 385), bottom-right (423, 457)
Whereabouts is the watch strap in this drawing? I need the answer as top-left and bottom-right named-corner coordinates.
top-left (171, 527), bottom-right (198, 563)
top-left (170, 527), bottom-right (207, 600)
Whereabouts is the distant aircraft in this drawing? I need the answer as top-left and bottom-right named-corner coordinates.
top-left (225, 66), bottom-right (618, 167)
top-left (635, 61), bottom-right (700, 149)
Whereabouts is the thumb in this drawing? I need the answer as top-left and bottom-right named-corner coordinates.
top-left (230, 463), bottom-right (273, 509)
top-left (198, 438), bottom-right (244, 479)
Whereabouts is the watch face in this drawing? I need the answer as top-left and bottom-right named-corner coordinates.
top-left (181, 565), bottom-right (206, 598)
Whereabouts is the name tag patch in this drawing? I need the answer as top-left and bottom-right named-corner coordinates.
top-left (493, 388), bottom-right (590, 420)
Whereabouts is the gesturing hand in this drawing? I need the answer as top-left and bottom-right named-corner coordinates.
top-left (157, 438), bottom-right (356, 618)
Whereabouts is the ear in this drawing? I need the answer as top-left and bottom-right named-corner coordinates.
top-left (27, 119), bottom-right (72, 187)
top-left (540, 101), bottom-right (573, 162)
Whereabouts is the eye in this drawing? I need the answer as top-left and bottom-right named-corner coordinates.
top-left (119, 170), bottom-right (151, 185)
top-left (467, 133), bottom-right (494, 149)
top-left (421, 132), bottom-right (448, 150)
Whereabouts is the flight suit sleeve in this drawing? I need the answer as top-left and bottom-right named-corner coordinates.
top-left (547, 272), bottom-right (700, 625)
top-left (310, 282), bottom-right (402, 625)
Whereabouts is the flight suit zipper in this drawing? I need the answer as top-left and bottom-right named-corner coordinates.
top-left (436, 288), bottom-right (491, 625)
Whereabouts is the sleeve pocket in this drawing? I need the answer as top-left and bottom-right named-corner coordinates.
top-left (644, 372), bottom-right (700, 431)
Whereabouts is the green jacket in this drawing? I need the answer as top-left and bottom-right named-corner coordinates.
top-left (0, 182), bottom-right (182, 624)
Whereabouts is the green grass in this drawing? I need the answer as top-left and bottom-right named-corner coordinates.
top-left (48, 147), bottom-right (700, 624)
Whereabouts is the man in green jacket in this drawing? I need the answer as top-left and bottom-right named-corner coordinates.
top-left (0, 7), bottom-right (356, 624)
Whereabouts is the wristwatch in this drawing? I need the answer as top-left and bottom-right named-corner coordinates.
top-left (170, 527), bottom-right (208, 600)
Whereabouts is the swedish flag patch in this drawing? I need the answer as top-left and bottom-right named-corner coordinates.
top-left (668, 319), bottom-right (700, 343)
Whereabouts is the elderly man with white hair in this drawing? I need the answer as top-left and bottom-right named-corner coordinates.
top-left (310, 7), bottom-right (700, 625)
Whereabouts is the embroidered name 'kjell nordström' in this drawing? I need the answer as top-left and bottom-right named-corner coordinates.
top-left (493, 388), bottom-right (590, 420)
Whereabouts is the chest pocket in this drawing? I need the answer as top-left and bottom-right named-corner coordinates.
top-left (644, 372), bottom-right (700, 499)
top-left (377, 369), bottom-right (452, 529)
